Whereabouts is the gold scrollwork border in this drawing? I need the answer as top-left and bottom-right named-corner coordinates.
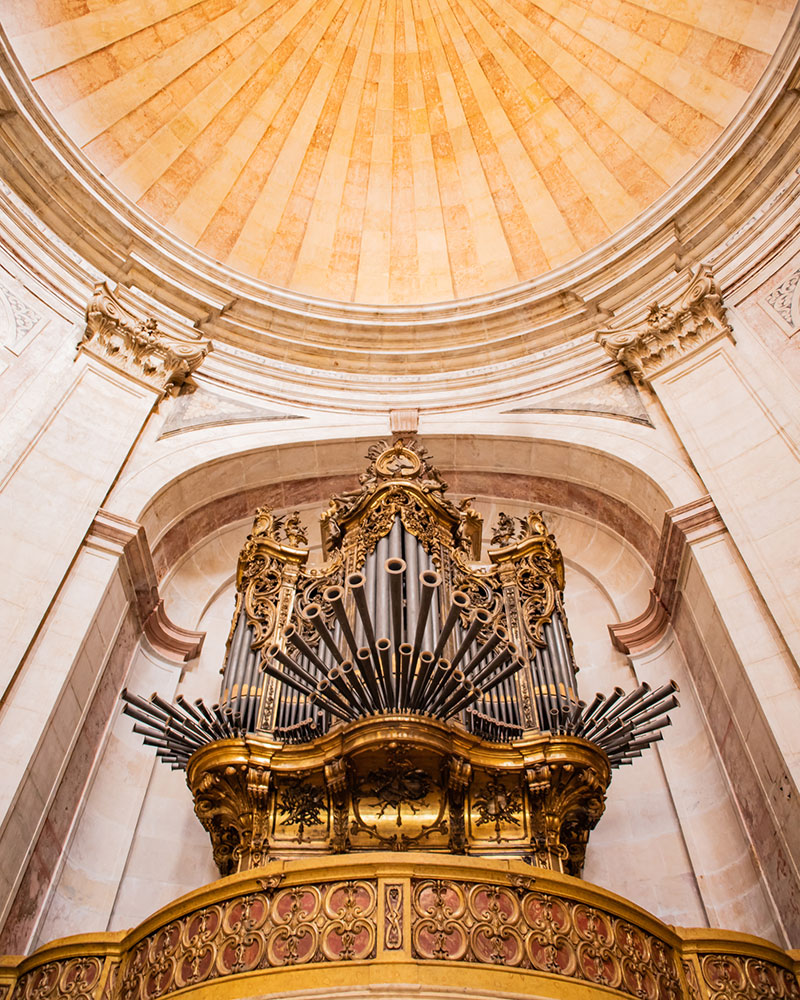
top-left (3, 860), bottom-right (797, 1000)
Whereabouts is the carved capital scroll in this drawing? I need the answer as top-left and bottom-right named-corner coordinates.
top-left (79, 281), bottom-right (210, 396)
top-left (595, 265), bottom-right (733, 385)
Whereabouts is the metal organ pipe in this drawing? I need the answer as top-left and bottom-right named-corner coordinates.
top-left (386, 557), bottom-right (406, 653)
top-left (374, 535), bottom-right (389, 639)
top-left (306, 603), bottom-right (343, 665)
top-left (348, 572), bottom-right (380, 662)
top-left (376, 638), bottom-right (393, 708)
top-left (412, 571), bottom-right (441, 667)
top-left (405, 528), bottom-right (419, 638)
top-left (358, 646), bottom-right (384, 710)
top-left (222, 610), bottom-right (248, 715)
top-left (285, 625), bottom-right (330, 676)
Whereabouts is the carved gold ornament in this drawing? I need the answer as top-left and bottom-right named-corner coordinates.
top-left (80, 282), bottom-right (209, 395)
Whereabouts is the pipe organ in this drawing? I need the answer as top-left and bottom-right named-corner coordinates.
top-left (123, 440), bottom-right (676, 876)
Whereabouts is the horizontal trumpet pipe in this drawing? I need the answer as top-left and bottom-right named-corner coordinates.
top-left (602, 682), bottom-right (651, 724)
top-left (175, 695), bottom-right (210, 729)
top-left (327, 666), bottom-right (363, 713)
top-left (398, 642), bottom-right (413, 708)
top-left (315, 678), bottom-right (354, 719)
top-left (358, 646), bottom-right (384, 710)
top-left (343, 659), bottom-right (371, 714)
top-left (193, 698), bottom-right (229, 739)
top-left (619, 681), bottom-right (680, 721)
top-left (308, 690), bottom-right (351, 721)
top-left (122, 689), bottom-right (168, 720)
top-left (411, 570), bottom-right (441, 668)
top-left (410, 651), bottom-right (436, 710)
top-left (460, 627), bottom-right (507, 680)
top-left (325, 586), bottom-right (360, 659)
top-left (431, 591), bottom-right (470, 662)
top-left (480, 659), bottom-right (523, 698)
top-left (306, 603), bottom-right (344, 665)
top-left (375, 638), bottom-right (394, 708)
top-left (451, 609), bottom-right (492, 668)
top-left (285, 626), bottom-right (330, 676)
top-left (471, 646), bottom-right (513, 689)
top-left (625, 697), bottom-right (679, 728)
top-left (427, 664), bottom-right (463, 713)
top-left (419, 656), bottom-right (450, 714)
top-left (264, 661), bottom-right (316, 701)
top-left (269, 644), bottom-right (321, 691)
top-left (441, 681), bottom-right (478, 718)
top-left (349, 571), bottom-right (385, 680)
top-left (210, 703), bottom-right (237, 737)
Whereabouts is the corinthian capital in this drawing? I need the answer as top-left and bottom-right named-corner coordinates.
top-left (595, 265), bottom-right (733, 384)
top-left (79, 281), bottom-right (210, 395)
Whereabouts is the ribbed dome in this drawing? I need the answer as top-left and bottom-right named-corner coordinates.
top-left (7, 0), bottom-right (791, 304)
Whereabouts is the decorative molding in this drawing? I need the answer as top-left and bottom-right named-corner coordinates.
top-left (79, 282), bottom-right (210, 397)
top-left (595, 266), bottom-right (734, 385)
top-left (88, 510), bottom-right (205, 662)
top-left (609, 495), bottom-right (725, 656)
top-left (142, 600), bottom-right (205, 664)
top-left (157, 386), bottom-right (304, 438)
top-left (608, 592), bottom-right (671, 657)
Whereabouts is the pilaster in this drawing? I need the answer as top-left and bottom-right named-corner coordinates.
top-left (597, 265), bottom-right (800, 672)
top-left (0, 282), bottom-right (208, 702)
top-left (0, 283), bottom-right (209, 948)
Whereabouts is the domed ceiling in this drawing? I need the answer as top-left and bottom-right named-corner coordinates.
top-left (6, 0), bottom-right (792, 305)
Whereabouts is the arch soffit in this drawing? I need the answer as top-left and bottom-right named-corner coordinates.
top-left (114, 432), bottom-right (702, 584)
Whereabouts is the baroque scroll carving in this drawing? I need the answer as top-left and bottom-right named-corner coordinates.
top-left (595, 265), bottom-right (733, 384)
top-left (115, 880), bottom-right (377, 1000)
top-left (411, 878), bottom-right (681, 999)
top-left (80, 281), bottom-right (209, 395)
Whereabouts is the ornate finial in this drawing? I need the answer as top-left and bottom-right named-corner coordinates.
top-left (491, 512), bottom-right (522, 546)
top-left (595, 265), bottom-right (733, 384)
top-left (80, 281), bottom-right (210, 396)
top-left (490, 510), bottom-right (548, 547)
top-left (276, 511), bottom-right (308, 547)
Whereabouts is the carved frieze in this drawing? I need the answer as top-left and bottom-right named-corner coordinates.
top-left (410, 877), bottom-right (682, 999)
top-left (595, 266), bottom-right (733, 384)
top-left (699, 954), bottom-right (800, 1000)
top-left (10, 958), bottom-right (103, 1000)
top-left (3, 862), bottom-right (799, 1000)
top-left (80, 282), bottom-right (209, 396)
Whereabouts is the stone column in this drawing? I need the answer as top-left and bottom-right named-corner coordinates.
top-left (0, 282), bottom-right (208, 947)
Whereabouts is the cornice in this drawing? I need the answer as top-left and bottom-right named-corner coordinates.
top-left (0, 15), bottom-right (797, 383)
top-left (88, 509), bottom-right (205, 662)
top-left (609, 495), bottom-right (725, 656)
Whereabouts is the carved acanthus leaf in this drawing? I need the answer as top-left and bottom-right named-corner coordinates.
top-left (595, 265), bottom-right (733, 384)
top-left (80, 281), bottom-right (210, 395)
